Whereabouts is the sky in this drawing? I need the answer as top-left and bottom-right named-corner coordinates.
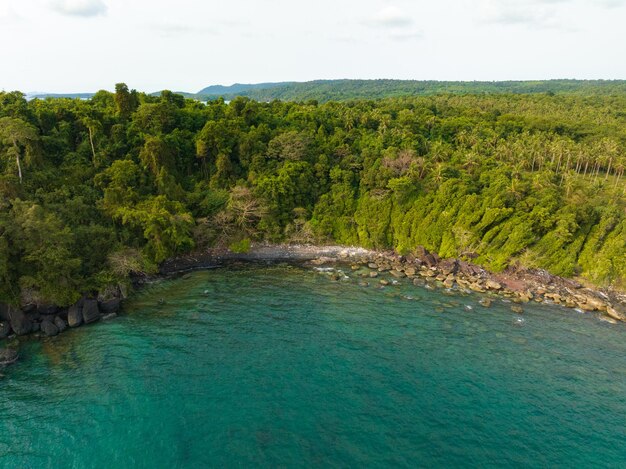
top-left (0, 0), bottom-right (625, 93)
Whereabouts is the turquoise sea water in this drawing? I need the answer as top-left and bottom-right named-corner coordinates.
top-left (1, 265), bottom-right (626, 468)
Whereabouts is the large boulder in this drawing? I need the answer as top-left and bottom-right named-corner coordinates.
top-left (0, 303), bottom-right (9, 321)
top-left (54, 316), bottom-right (68, 333)
top-left (82, 300), bottom-right (101, 324)
top-left (37, 304), bottom-right (59, 316)
top-left (0, 348), bottom-right (18, 366)
top-left (8, 307), bottom-right (32, 336)
top-left (40, 319), bottom-right (59, 337)
top-left (67, 304), bottom-right (83, 328)
top-left (98, 298), bottom-right (121, 315)
top-left (0, 321), bottom-right (11, 339)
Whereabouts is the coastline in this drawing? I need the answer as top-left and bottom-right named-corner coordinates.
top-left (1, 243), bottom-right (625, 370)
top-left (158, 243), bottom-right (626, 323)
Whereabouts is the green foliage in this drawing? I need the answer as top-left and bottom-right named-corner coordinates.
top-left (1, 84), bottom-right (626, 304)
top-left (229, 238), bottom-right (251, 253)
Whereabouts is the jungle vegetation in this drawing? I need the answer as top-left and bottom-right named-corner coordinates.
top-left (0, 84), bottom-right (625, 305)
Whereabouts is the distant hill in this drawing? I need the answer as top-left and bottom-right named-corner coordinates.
top-left (192, 79), bottom-right (626, 102)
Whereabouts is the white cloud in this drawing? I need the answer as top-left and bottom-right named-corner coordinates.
top-left (369, 6), bottom-right (414, 28)
top-left (50, 0), bottom-right (107, 17)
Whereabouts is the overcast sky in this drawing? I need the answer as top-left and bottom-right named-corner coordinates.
top-left (1, 0), bottom-right (625, 93)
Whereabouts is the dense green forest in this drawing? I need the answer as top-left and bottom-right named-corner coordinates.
top-left (31, 79), bottom-right (626, 103)
top-left (194, 79), bottom-right (626, 102)
top-left (1, 84), bottom-right (625, 306)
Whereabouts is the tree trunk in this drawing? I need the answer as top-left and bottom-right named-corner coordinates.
top-left (88, 127), bottom-right (97, 166)
top-left (11, 137), bottom-right (22, 184)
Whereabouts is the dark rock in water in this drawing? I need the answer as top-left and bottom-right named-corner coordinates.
top-left (0, 321), bottom-right (10, 339)
top-left (38, 304), bottom-right (59, 316)
top-left (41, 319), bottom-right (59, 337)
top-left (82, 300), bottom-right (101, 324)
top-left (99, 298), bottom-right (121, 315)
top-left (31, 322), bottom-right (40, 332)
top-left (54, 316), bottom-right (68, 333)
top-left (479, 298), bottom-right (493, 308)
top-left (67, 304), bottom-right (83, 328)
top-left (0, 348), bottom-right (18, 366)
top-left (511, 305), bottom-right (524, 314)
top-left (102, 313), bottom-right (117, 321)
top-left (8, 307), bottom-right (32, 336)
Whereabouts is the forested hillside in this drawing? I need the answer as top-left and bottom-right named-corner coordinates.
top-left (1, 85), bottom-right (625, 306)
top-left (194, 79), bottom-right (626, 102)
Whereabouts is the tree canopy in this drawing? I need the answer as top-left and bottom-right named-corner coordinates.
top-left (0, 86), bottom-right (625, 305)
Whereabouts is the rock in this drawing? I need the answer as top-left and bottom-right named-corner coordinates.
top-left (8, 307), bottom-right (32, 336)
top-left (390, 270), bottom-right (406, 278)
top-left (311, 257), bottom-right (332, 266)
top-left (351, 264), bottom-right (360, 271)
top-left (443, 278), bottom-right (455, 289)
top-left (40, 319), bottom-right (59, 337)
top-left (485, 280), bottom-right (502, 291)
top-left (605, 306), bottom-right (626, 321)
top-left (469, 283), bottom-right (486, 293)
top-left (420, 270), bottom-right (436, 278)
top-left (380, 279), bottom-right (390, 286)
top-left (37, 304), bottom-right (59, 316)
top-left (21, 303), bottom-right (37, 315)
top-left (54, 316), bottom-right (68, 333)
top-left (31, 322), bottom-right (40, 332)
top-left (82, 300), bottom-right (101, 324)
top-left (0, 303), bottom-right (9, 321)
top-left (330, 274), bottom-right (341, 281)
top-left (578, 295), bottom-right (606, 312)
top-left (358, 281), bottom-right (369, 287)
top-left (439, 259), bottom-right (459, 276)
top-left (423, 253), bottom-right (437, 268)
top-left (369, 271), bottom-right (379, 278)
top-left (0, 320), bottom-right (11, 339)
top-left (67, 304), bottom-right (83, 328)
top-left (404, 267), bottom-right (417, 276)
top-left (479, 298), bottom-right (493, 308)
top-left (511, 305), bottom-right (524, 314)
top-left (102, 313), bottom-right (118, 321)
top-left (368, 263), bottom-right (378, 269)
top-left (99, 298), bottom-right (121, 315)
top-left (0, 348), bottom-right (18, 366)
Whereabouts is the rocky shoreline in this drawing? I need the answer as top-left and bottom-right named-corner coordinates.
top-left (2, 243), bottom-right (624, 370)
top-left (160, 244), bottom-right (626, 324)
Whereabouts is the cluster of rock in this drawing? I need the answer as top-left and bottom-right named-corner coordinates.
top-left (311, 246), bottom-right (626, 324)
top-left (0, 297), bottom-right (121, 341)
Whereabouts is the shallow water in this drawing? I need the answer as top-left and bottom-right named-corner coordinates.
top-left (1, 265), bottom-right (625, 468)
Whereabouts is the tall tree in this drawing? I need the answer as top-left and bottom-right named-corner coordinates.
top-left (0, 117), bottom-right (40, 184)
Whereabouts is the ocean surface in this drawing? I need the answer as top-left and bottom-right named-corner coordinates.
top-left (1, 264), bottom-right (625, 468)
